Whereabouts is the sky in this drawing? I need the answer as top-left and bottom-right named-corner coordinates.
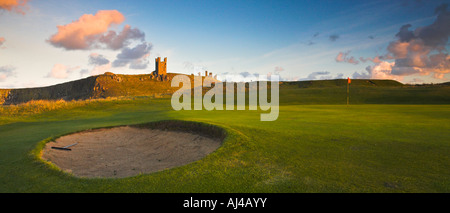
top-left (0, 0), bottom-right (449, 88)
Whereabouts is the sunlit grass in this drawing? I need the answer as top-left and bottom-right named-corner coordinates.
top-left (0, 97), bottom-right (126, 116)
top-left (0, 95), bottom-right (448, 192)
top-left (0, 81), bottom-right (449, 192)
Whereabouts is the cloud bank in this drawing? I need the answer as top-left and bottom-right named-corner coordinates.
top-left (299, 71), bottom-right (344, 81)
top-left (48, 10), bottom-right (145, 51)
top-left (112, 42), bottom-right (152, 69)
top-left (351, 3), bottom-right (450, 81)
top-left (335, 51), bottom-right (359, 65)
top-left (47, 10), bottom-right (153, 74)
top-left (46, 64), bottom-right (79, 79)
top-left (0, 65), bottom-right (16, 81)
top-left (0, 37), bottom-right (5, 45)
top-left (88, 53), bottom-right (110, 66)
top-left (0, 0), bottom-right (29, 14)
top-left (48, 10), bottom-right (124, 50)
top-left (329, 34), bottom-right (340, 42)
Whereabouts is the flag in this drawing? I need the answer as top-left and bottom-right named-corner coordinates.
top-left (347, 77), bottom-right (351, 84)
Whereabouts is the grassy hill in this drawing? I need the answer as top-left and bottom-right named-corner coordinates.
top-left (281, 79), bottom-right (403, 88)
top-left (279, 79), bottom-right (450, 105)
top-left (1, 74), bottom-right (449, 105)
top-left (0, 72), bottom-right (184, 105)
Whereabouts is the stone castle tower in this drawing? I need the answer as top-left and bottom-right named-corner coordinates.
top-left (155, 57), bottom-right (167, 75)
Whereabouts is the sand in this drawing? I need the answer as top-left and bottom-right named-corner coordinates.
top-left (41, 126), bottom-right (222, 178)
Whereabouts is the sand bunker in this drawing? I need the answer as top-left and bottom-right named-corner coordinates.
top-left (41, 126), bottom-right (222, 178)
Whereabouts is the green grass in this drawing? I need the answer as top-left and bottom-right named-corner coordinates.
top-left (280, 82), bottom-right (450, 104)
top-left (0, 91), bottom-right (449, 192)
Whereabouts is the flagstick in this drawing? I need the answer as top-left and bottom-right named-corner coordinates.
top-left (347, 80), bottom-right (349, 106)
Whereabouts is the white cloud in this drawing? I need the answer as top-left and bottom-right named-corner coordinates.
top-left (0, 65), bottom-right (16, 81)
top-left (46, 64), bottom-right (79, 79)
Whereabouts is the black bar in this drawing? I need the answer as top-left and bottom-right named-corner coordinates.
top-left (1, 193), bottom-right (448, 211)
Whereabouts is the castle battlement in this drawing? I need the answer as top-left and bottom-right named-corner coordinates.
top-left (155, 57), bottom-right (167, 75)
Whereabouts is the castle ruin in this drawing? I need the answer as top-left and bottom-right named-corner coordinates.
top-left (154, 57), bottom-right (167, 75)
top-left (152, 57), bottom-right (168, 81)
top-left (151, 57), bottom-right (217, 81)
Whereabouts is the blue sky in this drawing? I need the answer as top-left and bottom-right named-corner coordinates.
top-left (0, 0), bottom-right (449, 88)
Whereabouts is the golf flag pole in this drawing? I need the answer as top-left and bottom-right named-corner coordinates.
top-left (347, 77), bottom-right (351, 106)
